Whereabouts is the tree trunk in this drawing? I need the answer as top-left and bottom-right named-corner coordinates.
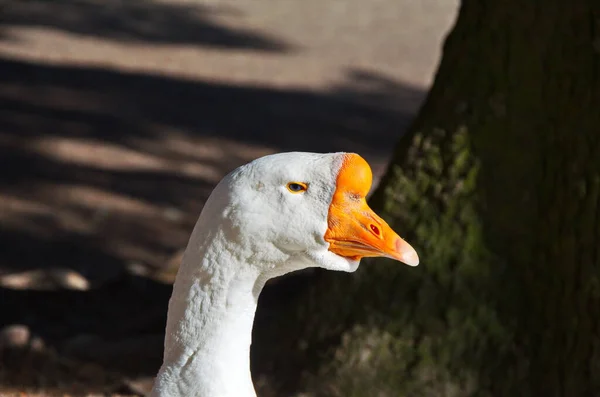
top-left (254, 1), bottom-right (600, 396)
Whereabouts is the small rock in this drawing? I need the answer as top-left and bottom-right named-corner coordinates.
top-left (0, 268), bottom-right (90, 291)
top-left (163, 206), bottom-right (184, 222)
top-left (127, 261), bottom-right (149, 277)
top-left (0, 271), bottom-right (39, 289)
top-left (51, 269), bottom-right (90, 291)
top-left (0, 324), bottom-right (31, 349)
top-left (30, 336), bottom-right (46, 352)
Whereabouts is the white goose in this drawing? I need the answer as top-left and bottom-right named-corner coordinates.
top-left (150, 152), bottom-right (419, 397)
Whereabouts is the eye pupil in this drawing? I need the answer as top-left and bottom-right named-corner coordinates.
top-left (287, 182), bottom-right (307, 193)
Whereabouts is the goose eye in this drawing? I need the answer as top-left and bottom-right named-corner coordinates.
top-left (286, 182), bottom-right (308, 193)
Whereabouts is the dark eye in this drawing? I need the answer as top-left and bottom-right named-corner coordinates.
top-left (286, 182), bottom-right (308, 193)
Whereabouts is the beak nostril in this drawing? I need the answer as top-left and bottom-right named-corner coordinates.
top-left (370, 224), bottom-right (380, 236)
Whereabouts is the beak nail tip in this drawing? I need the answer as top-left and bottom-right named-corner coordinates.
top-left (402, 251), bottom-right (419, 267)
top-left (395, 238), bottom-right (419, 266)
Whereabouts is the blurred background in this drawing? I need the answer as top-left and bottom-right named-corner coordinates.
top-left (0, 0), bottom-right (458, 395)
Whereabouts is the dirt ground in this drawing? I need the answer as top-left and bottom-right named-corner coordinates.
top-left (0, 0), bottom-right (458, 395)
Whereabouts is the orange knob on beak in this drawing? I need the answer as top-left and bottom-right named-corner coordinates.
top-left (325, 154), bottom-right (419, 267)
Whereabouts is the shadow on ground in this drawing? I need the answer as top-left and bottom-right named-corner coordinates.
top-left (0, 0), bottom-right (291, 51)
top-left (0, 54), bottom-right (423, 393)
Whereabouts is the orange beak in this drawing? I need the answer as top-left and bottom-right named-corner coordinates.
top-left (324, 154), bottom-right (419, 267)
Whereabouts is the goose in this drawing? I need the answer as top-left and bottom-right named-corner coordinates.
top-left (150, 152), bottom-right (419, 397)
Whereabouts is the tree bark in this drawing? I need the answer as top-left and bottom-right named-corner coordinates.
top-left (254, 1), bottom-right (600, 396)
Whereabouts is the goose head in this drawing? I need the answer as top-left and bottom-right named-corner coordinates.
top-left (152, 151), bottom-right (419, 397)
top-left (212, 151), bottom-right (418, 278)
